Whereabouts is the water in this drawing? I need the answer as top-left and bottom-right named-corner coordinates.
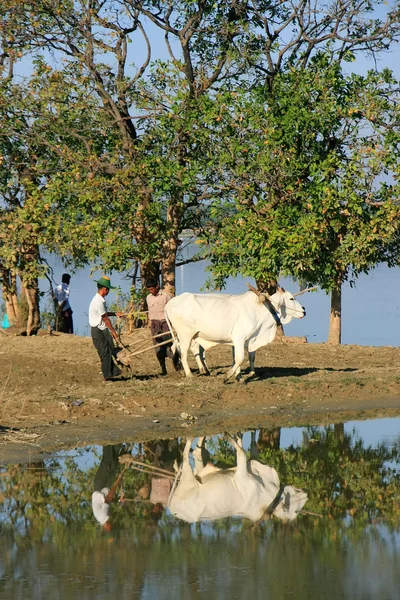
top-left (29, 258), bottom-right (400, 345)
top-left (1, 418), bottom-right (399, 599)
top-left (1, 248), bottom-right (399, 344)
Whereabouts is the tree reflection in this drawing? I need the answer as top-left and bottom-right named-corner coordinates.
top-left (251, 425), bottom-right (400, 526)
top-left (0, 426), bottom-right (399, 598)
top-left (1, 426), bottom-right (399, 534)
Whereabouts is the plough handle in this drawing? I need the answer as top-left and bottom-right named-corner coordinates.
top-left (127, 338), bottom-right (172, 358)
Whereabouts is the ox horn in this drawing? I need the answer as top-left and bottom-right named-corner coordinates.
top-left (292, 286), bottom-right (318, 297)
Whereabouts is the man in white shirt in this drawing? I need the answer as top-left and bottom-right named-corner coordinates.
top-left (54, 273), bottom-right (73, 333)
top-left (92, 444), bottom-right (127, 531)
top-left (89, 275), bottom-right (123, 382)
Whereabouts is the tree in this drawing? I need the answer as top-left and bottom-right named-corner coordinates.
top-left (0, 1), bottom-right (252, 294)
top-left (0, 78), bottom-right (51, 333)
top-left (0, 59), bottom-right (115, 332)
top-left (1, 1), bottom-right (399, 297)
top-left (200, 62), bottom-right (400, 343)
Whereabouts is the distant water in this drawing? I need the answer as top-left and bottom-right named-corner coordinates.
top-left (1, 252), bottom-right (400, 345)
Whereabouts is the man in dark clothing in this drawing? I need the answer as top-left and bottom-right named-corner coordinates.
top-left (89, 275), bottom-right (122, 382)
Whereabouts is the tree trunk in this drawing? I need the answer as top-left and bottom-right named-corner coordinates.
top-left (257, 427), bottom-right (281, 451)
top-left (131, 188), bottom-right (161, 303)
top-left (139, 261), bottom-right (160, 310)
top-left (0, 268), bottom-right (19, 324)
top-left (161, 235), bottom-right (179, 296)
top-left (256, 279), bottom-right (278, 295)
top-left (21, 279), bottom-right (41, 335)
top-left (140, 262), bottom-right (160, 287)
top-left (328, 284), bottom-right (342, 344)
top-left (334, 423), bottom-right (350, 452)
top-left (160, 197), bottom-right (183, 296)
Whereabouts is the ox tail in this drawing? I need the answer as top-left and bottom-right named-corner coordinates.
top-left (164, 309), bottom-right (182, 370)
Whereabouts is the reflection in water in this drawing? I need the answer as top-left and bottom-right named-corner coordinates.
top-left (92, 444), bottom-right (128, 530)
top-left (168, 435), bottom-right (307, 523)
top-left (0, 421), bottom-right (399, 599)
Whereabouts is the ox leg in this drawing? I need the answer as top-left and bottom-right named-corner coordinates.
top-left (248, 351), bottom-right (256, 376)
top-left (249, 430), bottom-right (259, 460)
top-left (177, 438), bottom-right (203, 490)
top-left (170, 342), bottom-right (182, 372)
top-left (232, 348), bottom-right (256, 377)
top-left (191, 342), bottom-right (210, 376)
top-left (227, 434), bottom-right (248, 474)
top-left (179, 340), bottom-right (194, 378)
top-left (225, 344), bottom-right (245, 383)
top-left (181, 438), bottom-right (194, 475)
top-left (169, 438), bottom-right (197, 504)
top-left (192, 437), bottom-right (211, 475)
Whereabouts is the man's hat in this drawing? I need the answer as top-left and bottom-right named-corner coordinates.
top-left (94, 275), bottom-right (117, 289)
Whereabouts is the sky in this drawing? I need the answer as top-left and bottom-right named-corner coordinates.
top-left (11, 3), bottom-right (400, 81)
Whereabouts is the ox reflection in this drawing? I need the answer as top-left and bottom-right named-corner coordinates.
top-left (168, 435), bottom-right (308, 523)
top-left (165, 286), bottom-right (305, 382)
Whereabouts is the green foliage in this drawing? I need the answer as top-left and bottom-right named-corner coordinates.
top-left (199, 62), bottom-right (400, 291)
top-left (40, 297), bottom-right (58, 331)
top-left (255, 426), bottom-right (400, 524)
top-left (1, 0), bottom-right (400, 298)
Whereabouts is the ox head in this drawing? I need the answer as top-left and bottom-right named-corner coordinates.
top-left (270, 485), bottom-right (308, 522)
top-left (270, 286), bottom-right (306, 324)
top-left (246, 283), bottom-right (305, 324)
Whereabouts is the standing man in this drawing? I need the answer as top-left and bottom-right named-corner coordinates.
top-left (54, 273), bottom-right (73, 334)
top-left (89, 275), bottom-right (122, 382)
top-left (145, 278), bottom-right (175, 376)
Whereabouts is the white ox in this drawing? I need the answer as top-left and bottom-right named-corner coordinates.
top-left (165, 287), bottom-right (305, 382)
top-left (167, 435), bottom-right (308, 523)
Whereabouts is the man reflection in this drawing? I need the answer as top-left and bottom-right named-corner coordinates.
top-left (92, 444), bottom-right (128, 531)
top-left (119, 439), bottom-right (179, 521)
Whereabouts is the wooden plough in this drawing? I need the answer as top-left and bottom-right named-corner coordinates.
top-left (118, 454), bottom-right (175, 479)
top-left (113, 331), bottom-right (173, 370)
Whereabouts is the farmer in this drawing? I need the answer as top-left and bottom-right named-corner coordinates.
top-left (54, 273), bottom-right (73, 334)
top-left (145, 277), bottom-right (176, 376)
top-left (92, 444), bottom-right (128, 531)
top-left (89, 275), bottom-right (123, 382)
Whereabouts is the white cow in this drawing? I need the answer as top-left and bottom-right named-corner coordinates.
top-left (165, 287), bottom-right (305, 382)
top-left (167, 435), bottom-right (308, 523)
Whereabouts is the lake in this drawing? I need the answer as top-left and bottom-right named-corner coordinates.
top-left (1, 418), bottom-right (399, 600)
top-left (34, 258), bottom-right (400, 345)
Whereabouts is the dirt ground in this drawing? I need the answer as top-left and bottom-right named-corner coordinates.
top-left (1, 330), bottom-right (400, 463)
